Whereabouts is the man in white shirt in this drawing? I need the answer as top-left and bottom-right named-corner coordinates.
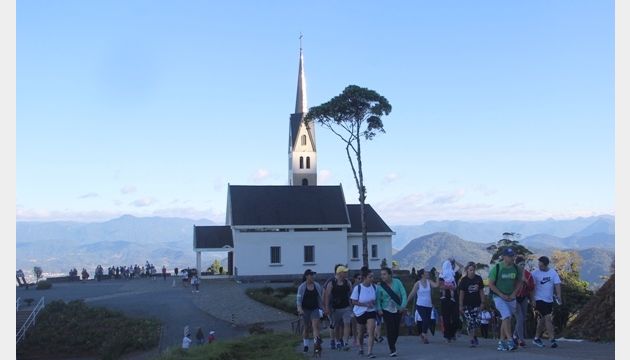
top-left (530, 256), bottom-right (562, 348)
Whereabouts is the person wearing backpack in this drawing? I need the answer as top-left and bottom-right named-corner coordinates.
top-left (376, 266), bottom-right (408, 357)
top-left (513, 255), bottom-right (535, 347)
top-left (296, 269), bottom-right (324, 353)
top-left (350, 268), bottom-right (378, 358)
top-left (323, 264), bottom-right (353, 351)
top-left (487, 247), bottom-right (522, 352)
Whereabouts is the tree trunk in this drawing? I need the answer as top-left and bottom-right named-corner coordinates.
top-left (360, 195), bottom-right (368, 268)
top-left (357, 130), bottom-right (368, 268)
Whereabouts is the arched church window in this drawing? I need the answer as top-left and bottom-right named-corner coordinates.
top-left (302, 178), bottom-right (308, 186)
top-left (301, 135), bottom-right (307, 146)
top-left (299, 157), bottom-right (304, 169)
top-left (306, 157), bottom-right (311, 169)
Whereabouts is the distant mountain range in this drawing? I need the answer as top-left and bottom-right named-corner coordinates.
top-left (391, 215), bottom-right (614, 250)
top-left (16, 215), bottom-right (218, 277)
top-left (392, 232), bottom-right (614, 289)
top-left (16, 214), bottom-right (615, 287)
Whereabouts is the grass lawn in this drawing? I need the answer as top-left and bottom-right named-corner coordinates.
top-left (158, 332), bottom-right (304, 360)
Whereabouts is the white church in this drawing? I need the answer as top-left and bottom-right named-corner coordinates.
top-left (193, 46), bottom-right (394, 280)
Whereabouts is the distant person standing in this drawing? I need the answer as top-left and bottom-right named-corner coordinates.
top-left (487, 247), bottom-right (522, 351)
top-left (191, 274), bottom-right (200, 293)
top-left (182, 327), bottom-right (192, 350)
top-left (162, 265), bottom-right (167, 280)
top-left (174, 267), bottom-right (179, 276)
top-left (195, 327), bottom-right (205, 345)
top-left (531, 256), bottom-right (562, 349)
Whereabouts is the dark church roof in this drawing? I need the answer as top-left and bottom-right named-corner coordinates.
top-left (194, 225), bottom-right (233, 249)
top-left (229, 185), bottom-right (350, 227)
top-left (346, 204), bottom-right (394, 233)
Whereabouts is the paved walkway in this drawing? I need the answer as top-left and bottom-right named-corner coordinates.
top-left (299, 335), bottom-right (614, 359)
top-left (191, 279), bottom-right (295, 327)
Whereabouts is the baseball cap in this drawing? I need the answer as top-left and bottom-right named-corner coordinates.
top-left (304, 269), bottom-right (316, 276)
top-left (538, 256), bottom-right (550, 266)
top-left (336, 266), bottom-right (349, 274)
top-left (502, 247), bottom-right (515, 257)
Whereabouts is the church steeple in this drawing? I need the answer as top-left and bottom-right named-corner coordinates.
top-left (295, 38), bottom-right (307, 114)
top-left (288, 36), bottom-right (317, 186)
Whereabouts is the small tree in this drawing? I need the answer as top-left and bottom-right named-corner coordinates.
top-left (306, 85), bottom-right (392, 267)
top-left (487, 232), bottom-right (533, 264)
top-left (551, 250), bottom-right (592, 333)
top-left (33, 266), bottom-right (43, 283)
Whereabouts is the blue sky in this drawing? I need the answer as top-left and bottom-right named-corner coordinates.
top-left (16, 1), bottom-right (614, 224)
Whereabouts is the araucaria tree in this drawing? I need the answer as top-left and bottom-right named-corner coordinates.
top-left (305, 85), bottom-right (392, 267)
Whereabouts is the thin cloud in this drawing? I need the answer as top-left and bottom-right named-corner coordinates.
top-left (151, 207), bottom-right (224, 222)
top-left (251, 169), bottom-right (270, 183)
top-left (120, 185), bottom-right (137, 195)
top-left (473, 184), bottom-right (498, 196)
top-left (382, 173), bottom-right (399, 184)
top-left (319, 170), bottom-right (332, 184)
top-left (130, 197), bottom-right (156, 207)
top-left (16, 207), bottom-right (122, 222)
top-left (77, 192), bottom-right (99, 199)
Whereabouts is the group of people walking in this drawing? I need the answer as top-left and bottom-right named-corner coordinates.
top-left (296, 247), bottom-right (562, 357)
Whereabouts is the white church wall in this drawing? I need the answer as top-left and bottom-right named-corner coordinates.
top-left (233, 229), bottom-right (348, 276)
top-left (346, 234), bottom-right (393, 271)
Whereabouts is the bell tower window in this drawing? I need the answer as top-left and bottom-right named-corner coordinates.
top-left (301, 135), bottom-right (306, 146)
top-left (299, 157), bottom-right (304, 169)
top-left (306, 157), bottom-right (311, 169)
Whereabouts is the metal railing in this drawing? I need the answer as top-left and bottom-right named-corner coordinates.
top-left (16, 297), bottom-right (21, 312)
top-left (16, 297), bottom-right (45, 344)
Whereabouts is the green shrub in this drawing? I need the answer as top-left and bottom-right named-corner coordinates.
top-left (36, 280), bottom-right (52, 290)
top-left (248, 322), bottom-right (273, 335)
top-left (247, 286), bottom-right (298, 315)
top-left (158, 333), bottom-right (302, 360)
top-left (17, 300), bottom-right (160, 360)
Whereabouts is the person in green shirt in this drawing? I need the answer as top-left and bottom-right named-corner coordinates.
top-left (487, 247), bottom-right (522, 352)
top-left (376, 267), bottom-right (408, 357)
